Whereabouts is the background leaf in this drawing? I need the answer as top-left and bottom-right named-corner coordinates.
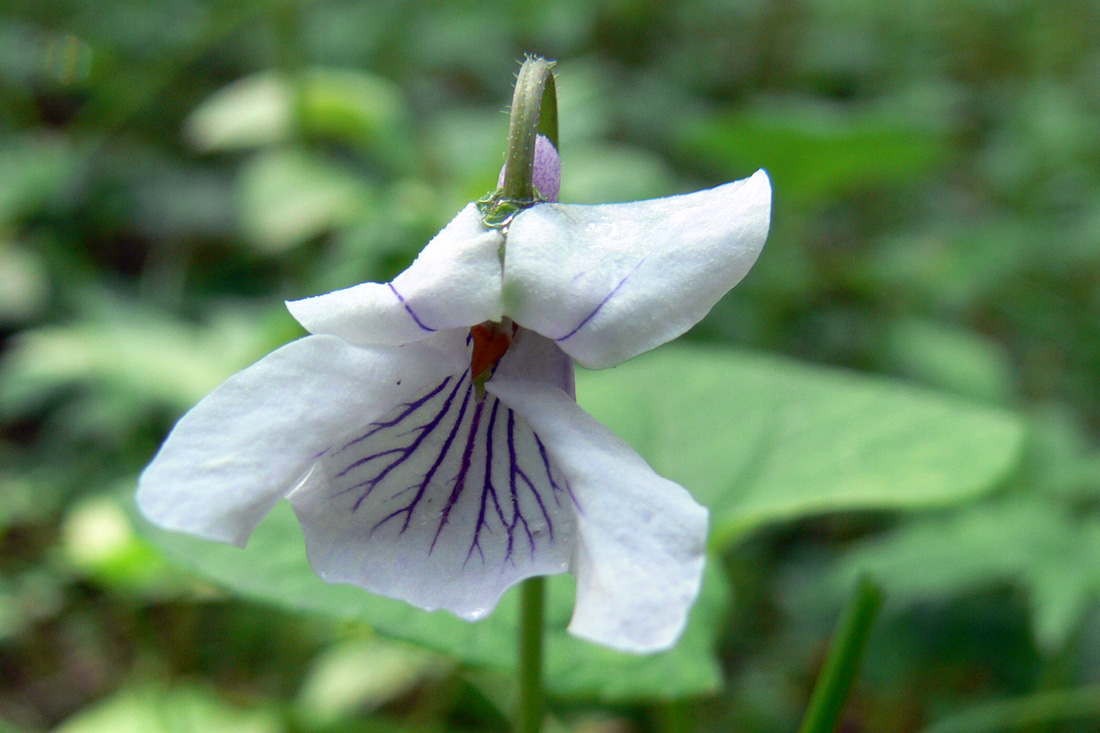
top-left (576, 344), bottom-right (1024, 548)
top-left (140, 502), bottom-right (729, 703)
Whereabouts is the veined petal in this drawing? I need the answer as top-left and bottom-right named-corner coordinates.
top-left (138, 332), bottom-right (469, 547)
top-left (288, 370), bottom-right (577, 620)
top-left (486, 380), bottom-right (708, 653)
top-left (287, 205), bottom-right (505, 346)
top-left (503, 170), bottom-right (770, 369)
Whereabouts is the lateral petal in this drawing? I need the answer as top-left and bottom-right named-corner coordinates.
top-left (287, 205), bottom-right (505, 346)
top-left (503, 170), bottom-right (770, 368)
top-left (486, 380), bottom-right (708, 653)
top-left (137, 332), bottom-right (468, 546)
top-left (289, 372), bottom-right (577, 619)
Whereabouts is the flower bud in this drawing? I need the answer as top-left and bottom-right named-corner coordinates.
top-left (498, 134), bottom-right (560, 203)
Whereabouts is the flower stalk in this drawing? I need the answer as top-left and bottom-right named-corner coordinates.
top-left (503, 56), bottom-right (557, 733)
top-left (481, 55), bottom-right (559, 229)
top-left (518, 576), bottom-right (546, 733)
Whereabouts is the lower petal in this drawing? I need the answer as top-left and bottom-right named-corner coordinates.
top-left (137, 332), bottom-right (468, 547)
top-left (487, 379), bottom-right (708, 654)
top-left (288, 371), bottom-right (577, 620)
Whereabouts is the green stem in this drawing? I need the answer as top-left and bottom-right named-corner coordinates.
top-left (479, 55), bottom-right (558, 230)
top-left (517, 576), bottom-right (545, 733)
top-left (797, 576), bottom-right (883, 733)
top-left (501, 56), bottom-right (556, 201)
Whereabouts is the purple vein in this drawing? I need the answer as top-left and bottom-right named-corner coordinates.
top-left (335, 376), bottom-right (467, 511)
top-left (372, 381), bottom-right (474, 534)
top-left (336, 377), bottom-right (453, 455)
top-left (389, 283), bottom-right (437, 332)
top-left (430, 399), bottom-right (484, 554)
top-left (338, 375), bottom-right (464, 482)
top-left (556, 258), bottom-right (647, 342)
top-left (467, 399), bottom-right (508, 566)
top-left (506, 411), bottom-right (538, 557)
top-left (533, 434), bottom-right (564, 508)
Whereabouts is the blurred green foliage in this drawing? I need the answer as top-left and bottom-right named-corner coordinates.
top-left (3, 0), bottom-right (1100, 730)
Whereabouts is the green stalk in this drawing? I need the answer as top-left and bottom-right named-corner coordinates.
top-left (518, 576), bottom-right (546, 733)
top-left (480, 55), bottom-right (557, 230)
top-left (501, 56), bottom-right (556, 201)
top-left (797, 576), bottom-right (883, 733)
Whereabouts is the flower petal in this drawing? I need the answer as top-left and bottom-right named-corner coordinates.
top-left (287, 205), bottom-right (505, 346)
top-left (486, 379), bottom-right (708, 653)
top-left (288, 370), bottom-right (577, 620)
top-left (137, 332), bottom-right (469, 546)
top-left (503, 170), bottom-right (770, 369)
top-left (492, 327), bottom-right (575, 399)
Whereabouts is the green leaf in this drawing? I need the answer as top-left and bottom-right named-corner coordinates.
top-left (296, 639), bottom-right (448, 726)
top-left (185, 68), bottom-right (407, 154)
top-left (0, 238), bottom-right (49, 324)
top-left (0, 133), bottom-right (78, 225)
top-left (140, 502), bottom-right (729, 703)
top-left (575, 345), bottom-right (1024, 548)
top-left (679, 100), bottom-right (948, 205)
top-left (0, 304), bottom-right (273, 416)
top-left (877, 318), bottom-right (1016, 404)
top-left (798, 496), bottom-right (1100, 652)
top-left (53, 684), bottom-right (280, 733)
top-left (237, 149), bottom-right (373, 253)
top-left (560, 143), bottom-right (677, 204)
top-left (139, 343), bottom-right (1019, 700)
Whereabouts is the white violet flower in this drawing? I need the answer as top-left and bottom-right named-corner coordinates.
top-left (138, 138), bottom-right (771, 653)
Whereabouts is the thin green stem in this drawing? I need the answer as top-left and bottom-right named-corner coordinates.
top-left (501, 56), bottom-right (555, 201)
top-left (517, 576), bottom-right (545, 733)
top-left (479, 55), bottom-right (558, 230)
top-left (797, 576), bottom-right (883, 733)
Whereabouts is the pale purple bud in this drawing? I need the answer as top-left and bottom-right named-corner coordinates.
top-left (497, 134), bottom-right (561, 203)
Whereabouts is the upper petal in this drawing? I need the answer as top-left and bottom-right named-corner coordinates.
top-left (137, 332), bottom-right (469, 546)
top-left (502, 170), bottom-right (770, 368)
top-left (287, 205), bottom-right (506, 346)
top-left (486, 379), bottom-right (708, 654)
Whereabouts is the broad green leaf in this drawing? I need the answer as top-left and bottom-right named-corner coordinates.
top-left (296, 639), bottom-right (448, 726)
top-left (0, 133), bottom-right (78, 224)
top-left (237, 149), bottom-right (373, 253)
top-left (679, 100), bottom-right (948, 205)
top-left (139, 343), bottom-right (1018, 700)
top-left (54, 684), bottom-right (279, 733)
top-left (185, 68), bottom-right (407, 154)
top-left (60, 493), bottom-right (184, 596)
top-left (140, 502), bottom-right (729, 703)
top-left (0, 303), bottom-right (276, 416)
top-left (575, 345), bottom-right (1024, 548)
top-left (0, 239), bottom-right (48, 323)
top-left (877, 318), bottom-right (1015, 404)
top-left (560, 143), bottom-right (677, 204)
top-left (798, 497), bottom-right (1100, 652)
